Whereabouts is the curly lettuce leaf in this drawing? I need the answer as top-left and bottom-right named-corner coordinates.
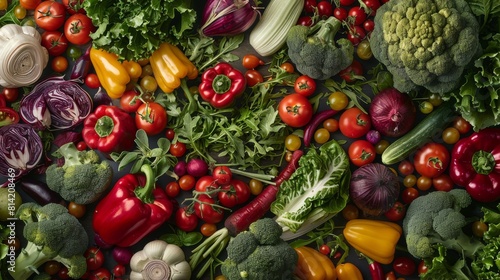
top-left (471, 237), bottom-right (500, 279)
top-left (83, 0), bottom-right (196, 61)
top-left (271, 140), bottom-right (350, 233)
top-left (421, 245), bottom-right (471, 280)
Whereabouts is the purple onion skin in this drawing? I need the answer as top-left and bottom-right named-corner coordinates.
top-left (366, 130), bottom-right (381, 144)
top-left (369, 88), bottom-right (416, 137)
top-left (350, 163), bottom-right (400, 216)
top-left (112, 246), bottom-right (133, 265)
top-left (174, 161), bottom-right (187, 177)
top-left (201, 0), bottom-right (259, 37)
top-left (94, 233), bottom-right (113, 249)
top-left (187, 158), bottom-right (209, 177)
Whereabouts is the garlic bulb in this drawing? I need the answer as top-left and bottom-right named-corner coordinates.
top-left (130, 240), bottom-right (191, 280)
top-left (0, 24), bottom-right (49, 88)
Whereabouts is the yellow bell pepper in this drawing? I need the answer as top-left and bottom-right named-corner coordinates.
top-left (149, 42), bottom-right (198, 93)
top-left (343, 219), bottom-right (402, 264)
top-left (336, 263), bottom-right (363, 280)
top-left (294, 246), bottom-right (337, 280)
top-left (90, 48), bottom-right (130, 99)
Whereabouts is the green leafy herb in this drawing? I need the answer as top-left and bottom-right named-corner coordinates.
top-left (160, 227), bottom-right (203, 247)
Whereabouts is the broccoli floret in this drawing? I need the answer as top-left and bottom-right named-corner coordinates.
top-left (9, 203), bottom-right (88, 280)
top-left (46, 142), bottom-right (113, 204)
top-left (403, 190), bottom-right (483, 260)
top-left (286, 16), bottom-right (354, 80)
top-left (370, 0), bottom-right (481, 94)
top-left (249, 217), bottom-right (283, 245)
top-left (221, 218), bottom-right (298, 280)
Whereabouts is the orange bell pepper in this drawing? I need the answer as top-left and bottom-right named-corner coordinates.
top-left (90, 48), bottom-right (130, 99)
top-left (336, 263), bottom-right (363, 280)
top-left (294, 246), bottom-right (337, 280)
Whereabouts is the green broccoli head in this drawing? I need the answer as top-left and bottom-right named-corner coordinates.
top-left (403, 190), bottom-right (482, 259)
top-left (221, 218), bottom-right (298, 280)
top-left (287, 16), bottom-right (354, 80)
top-left (370, 0), bottom-right (480, 94)
top-left (46, 142), bottom-right (113, 204)
top-left (10, 203), bottom-right (88, 280)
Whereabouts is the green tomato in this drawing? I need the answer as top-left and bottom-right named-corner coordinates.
top-left (0, 188), bottom-right (23, 221)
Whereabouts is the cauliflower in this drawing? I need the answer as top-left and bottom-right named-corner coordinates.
top-left (370, 0), bottom-right (481, 94)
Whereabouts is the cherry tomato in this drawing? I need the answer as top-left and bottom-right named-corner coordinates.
top-left (135, 102), bottom-right (168, 136)
top-left (419, 101), bottom-right (434, 114)
top-left (347, 25), bottom-right (366, 46)
top-left (285, 134), bottom-right (302, 151)
top-left (218, 179), bottom-right (251, 208)
top-left (418, 260), bottom-right (429, 276)
top-left (89, 268), bottom-right (111, 280)
top-left (297, 15), bottom-right (313, 26)
top-left (20, 0), bottom-right (41, 10)
top-left (413, 142), bottom-right (450, 178)
top-left (453, 116), bottom-right (472, 134)
top-left (402, 187), bottom-right (419, 204)
top-left (195, 175), bottom-right (220, 196)
top-left (175, 207), bottom-right (199, 232)
top-left (140, 75), bottom-right (158, 92)
top-left (317, 0), bottom-right (333, 18)
top-left (374, 139), bottom-right (390, 154)
top-left (348, 140), bottom-right (376, 167)
top-left (339, 60), bottom-right (364, 83)
top-left (84, 73), bottom-right (101, 89)
top-left (41, 31), bottom-right (68, 57)
top-left (304, 0), bottom-right (317, 13)
top-left (64, 13), bottom-right (95, 45)
top-left (245, 69), bottom-right (264, 87)
top-left (112, 264), bottom-right (126, 277)
top-left (363, 19), bottom-right (375, 33)
top-left (68, 201), bottom-right (86, 219)
top-left (278, 93), bottom-right (313, 128)
top-left (34, 1), bottom-right (66, 31)
top-left (14, 5), bottom-right (27, 19)
top-left (51, 56), bottom-right (69, 73)
top-left (342, 204), bottom-right (359, 221)
top-left (398, 160), bottom-right (414, 176)
top-left (84, 247), bottom-right (104, 271)
top-left (242, 54), bottom-right (264, 70)
top-left (328, 91), bottom-right (349, 111)
top-left (384, 201), bottom-right (406, 222)
top-left (339, 107), bottom-right (371, 138)
top-left (0, 108), bottom-right (20, 125)
top-left (323, 118), bottom-right (339, 133)
top-left (393, 256), bottom-right (416, 276)
top-left (348, 6), bottom-right (367, 26)
top-left (179, 174), bottom-right (196, 191)
top-left (314, 128), bottom-right (331, 144)
top-left (0, 0), bottom-right (7, 10)
top-left (212, 166), bottom-right (232, 185)
top-left (280, 62), bottom-right (295, 73)
top-left (122, 60), bottom-right (143, 79)
top-left (165, 128), bottom-right (175, 140)
top-left (403, 174), bottom-right (417, 188)
top-left (333, 7), bottom-right (348, 21)
top-left (363, 0), bottom-right (381, 16)
top-left (165, 181), bottom-right (180, 198)
top-left (319, 244), bottom-right (331, 255)
top-left (442, 127), bottom-right (460, 144)
top-left (249, 179), bottom-right (263, 195)
top-left (385, 271), bottom-right (397, 280)
top-left (428, 92), bottom-right (443, 107)
top-left (471, 220), bottom-right (488, 238)
top-left (119, 90), bottom-right (143, 113)
top-left (416, 176), bottom-right (432, 191)
top-left (169, 141), bottom-right (187, 157)
top-left (66, 45), bottom-right (82, 61)
top-left (58, 266), bottom-right (70, 279)
top-left (294, 75), bottom-right (316, 97)
top-left (2, 87), bottom-right (19, 102)
top-left (76, 140), bottom-right (87, 151)
top-left (44, 260), bottom-right (61, 275)
top-left (356, 40), bottom-right (372, 60)
top-left (200, 223), bottom-right (218, 237)
top-left (432, 173), bottom-right (454, 192)
top-left (62, 0), bottom-right (85, 14)
top-left (194, 194), bottom-right (225, 224)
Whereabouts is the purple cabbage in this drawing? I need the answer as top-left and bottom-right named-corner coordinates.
top-left (19, 76), bottom-right (93, 131)
top-left (0, 124), bottom-right (43, 178)
top-left (201, 0), bottom-right (259, 37)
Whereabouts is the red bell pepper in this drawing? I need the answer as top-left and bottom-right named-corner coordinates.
top-left (92, 164), bottom-right (173, 247)
top-left (82, 105), bottom-right (137, 153)
top-left (198, 62), bottom-right (246, 109)
top-left (449, 128), bottom-right (500, 203)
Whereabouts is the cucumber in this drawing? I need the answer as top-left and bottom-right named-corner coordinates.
top-left (381, 102), bottom-right (456, 165)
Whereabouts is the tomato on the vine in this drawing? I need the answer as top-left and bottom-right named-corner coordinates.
top-left (347, 25), bottom-right (366, 46)
top-left (339, 107), bottom-right (371, 138)
top-left (348, 140), bottom-right (376, 167)
top-left (58, 266), bottom-right (70, 279)
top-left (212, 166), bottom-right (232, 185)
top-left (363, 19), bottom-right (375, 33)
top-left (317, 1), bottom-right (333, 18)
top-left (297, 15), bottom-right (313, 26)
top-left (218, 179), bottom-right (250, 208)
top-left (84, 247), bottom-right (104, 271)
top-left (303, 0), bottom-right (317, 13)
top-left (20, 0), bottom-right (41, 10)
top-left (348, 6), bottom-right (367, 26)
top-left (175, 207), bottom-right (198, 232)
top-left (135, 102), bottom-right (167, 136)
top-left (339, 60), bottom-right (364, 83)
top-left (413, 142), bottom-right (450, 178)
top-left (278, 93), bottom-right (313, 128)
top-left (194, 194), bottom-right (225, 224)
top-left (84, 73), bottom-right (100, 89)
top-left (34, 1), bottom-right (66, 31)
top-left (120, 90), bottom-right (143, 113)
top-left (62, 0), bottom-right (85, 14)
top-left (89, 268), bottom-right (111, 280)
top-left (64, 13), bottom-right (95, 45)
top-left (384, 201), bottom-right (406, 222)
top-left (333, 7), bottom-right (348, 21)
top-left (294, 75), bottom-right (316, 97)
top-left (195, 175), bottom-right (220, 196)
top-left (41, 31), bottom-right (68, 57)
top-left (362, 0), bottom-right (381, 16)
top-left (340, 0), bottom-right (355, 5)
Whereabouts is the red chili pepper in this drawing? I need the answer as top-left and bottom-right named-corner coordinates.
top-left (92, 164), bottom-right (173, 247)
top-left (366, 256), bottom-right (385, 280)
top-left (82, 105), bottom-right (137, 154)
top-left (449, 128), bottom-right (500, 202)
top-left (198, 62), bottom-right (246, 109)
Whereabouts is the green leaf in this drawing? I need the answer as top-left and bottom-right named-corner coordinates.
top-left (0, 243), bottom-right (7, 260)
top-left (157, 138), bottom-right (171, 152)
top-left (135, 129), bottom-right (150, 150)
top-left (117, 152), bottom-right (140, 170)
top-left (159, 233), bottom-right (182, 247)
top-left (149, 148), bottom-right (164, 158)
top-left (181, 232), bottom-right (203, 247)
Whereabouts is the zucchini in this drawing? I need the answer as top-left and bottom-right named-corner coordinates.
top-left (381, 103), bottom-right (456, 165)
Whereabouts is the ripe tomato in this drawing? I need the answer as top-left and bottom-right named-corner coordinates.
top-left (453, 116), bottom-right (472, 134)
top-left (319, 244), bottom-right (331, 255)
top-left (418, 260), bottom-right (429, 276)
top-left (212, 166), bottom-right (232, 185)
top-left (327, 91), bottom-right (348, 111)
top-left (218, 179), bottom-right (251, 208)
top-left (175, 207), bottom-right (199, 232)
top-left (195, 175), bottom-right (220, 196)
top-left (471, 220), bottom-right (488, 238)
top-left (135, 102), bottom-right (167, 136)
top-left (413, 142), bottom-right (450, 178)
top-left (280, 62), bottom-right (295, 73)
top-left (398, 160), bottom-right (415, 176)
top-left (303, 0), bottom-right (317, 13)
top-left (348, 140), bottom-right (376, 167)
top-left (62, 0), bottom-right (85, 14)
top-left (68, 201), bottom-right (86, 219)
top-left (2, 87), bottom-right (19, 102)
top-left (169, 142), bottom-right (187, 157)
top-left (178, 174), bottom-right (196, 191)
top-left (363, 19), bottom-right (375, 33)
top-left (84, 247), bottom-right (104, 271)
top-left (44, 260), bottom-right (61, 275)
top-left (278, 93), bottom-right (313, 128)
top-left (120, 90), bottom-right (143, 113)
top-left (58, 266), bottom-right (70, 279)
top-left (41, 31), bottom-right (68, 57)
top-left (384, 201), bottom-right (406, 222)
top-left (20, 0), bottom-right (41, 10)
top-left (432, 173), bottom-right (454, 192)
top-left (294, 75), bottom-right (316, 97)
top-left (84, 73), bottom-right (100, 89)
top-left (333, 7), bottom-right (348, 21)
top-left (402, 187), bottom-right (419, 204)
top-left (112, 264), bottom-right (126, 277)
top-left (285, 134), bottom-right (302, 151)
top-left (89, 268), bottom-right (111, 280)
top-left (51, 56), bottom-right (68, 73)
top-left (356, 40), bottom-right (372, 60)
top-left (0, 108), bottom-right (20, 125)
top-left (194, 194), bottom-right (225, 224)
top-left (314, 128), bottom-right (330, 144)
top-left (393, 256), bottom-right (416, 276)
top-left (244, 69), bottom-right (264, 87)
top-left (165, 181), bottom-right (180, 198)
top-left (34, 1), bottom-right (66, 31)
top-left (339, 107), bottom-right (371, 138)
top-left (64, 13), bottom-right (95, 45)
top-left (342, 203), bottom-right (359, 221)
top-left (347, 25), bottom-right (366, 46)
top-left (339, 60), bottom-right (364, 83)
top-left (249, 179), bottom-right (263, 195)
top-left (340, 0), bottom-right (355, 5)
top-left (200, 223), bottom-right (218, 237)
top-left (317, 1), bottom-right (333, 18)
top-left (297, 15), bottom-right (313, 26)
top-left (362, 0), bottom-right (381, 16)
top-left (348, 6), bottom-right (367, 26)
top-left (241, 54), bottom-right (264, 70)
top-left (323, 118), bottom-right (339, 133)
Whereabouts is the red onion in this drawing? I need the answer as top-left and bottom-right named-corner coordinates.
top-left (350, 163), bottom-right (400, 216)
top-left (94, 233), bottom-right (112, 249)
top-left (366, 130), bottom-right (381, 144)
top-left (173, 160), bottom-right (187, 177)
top-left (186, 158), bottom-right (209, 177)
top-left (369, 88), bottom-right (416, 137)
top-left (200, 0), bottom-right (259, 37)
top-left (113, 246), bottom-right (133, 265)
